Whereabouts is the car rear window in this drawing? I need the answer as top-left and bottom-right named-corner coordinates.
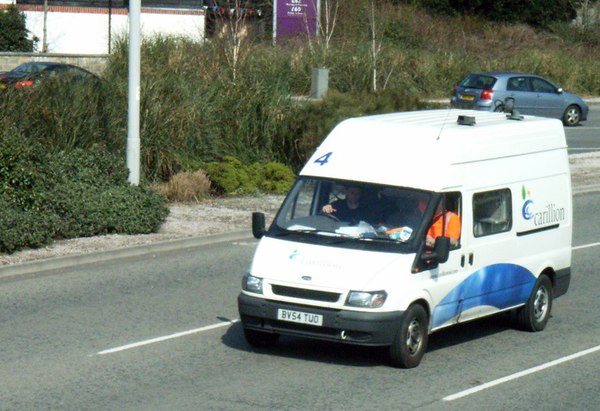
top-left (460, 74), bottom-right (496, 89)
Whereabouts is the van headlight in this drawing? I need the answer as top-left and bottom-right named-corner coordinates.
top-left (242, 272), bottom-right (263, 294)
top-left (345, 290), bottom-right (387, 308)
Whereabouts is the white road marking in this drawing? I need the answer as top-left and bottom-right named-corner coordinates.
top-left (95, 319), bottom-right (239, 355)
top-left (444, 345), bottom-right (600, 401)
top-left (233, 241), bottom-right (258, 246)
top-left (573, 242), bottom-right (600, 250)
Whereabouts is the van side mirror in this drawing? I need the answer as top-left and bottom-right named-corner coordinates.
top-left (420, 236), bottom-right (450, 264)
top-left (252, 212), bottom-right (266, 239)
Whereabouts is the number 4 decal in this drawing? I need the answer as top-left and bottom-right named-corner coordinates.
top-left (314, 152), bottom-right (332, 166)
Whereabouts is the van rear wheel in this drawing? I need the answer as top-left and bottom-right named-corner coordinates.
top-left (516, 275), bottom-right (553, 331)
top-left (389, 304), bottom-right (428, 368)
top-left (243, 328), bottom-right (279, 348)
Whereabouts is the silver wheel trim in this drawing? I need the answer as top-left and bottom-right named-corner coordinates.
top-left (405, 318), bottom-right (423, 355)
top-left (533, 286), bottom-right (549, 322)
top-left (566, 108), bottom-right (579, 125)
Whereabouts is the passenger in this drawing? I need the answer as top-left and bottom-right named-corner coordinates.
top-left (321, 186), bottom-right (368, 223)
top-left (426, 203), bottom-right (461, 247)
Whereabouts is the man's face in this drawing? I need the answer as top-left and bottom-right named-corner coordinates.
top-left (346, 187), bottom-right (361, 202)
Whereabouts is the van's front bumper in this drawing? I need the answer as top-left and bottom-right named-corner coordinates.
top-left (238, 293), bottom-right (404, 346)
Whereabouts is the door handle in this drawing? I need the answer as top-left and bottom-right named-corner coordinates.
top-left (468, 253), bottom-right (474, 265)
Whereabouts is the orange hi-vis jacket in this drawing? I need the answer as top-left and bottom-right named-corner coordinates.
top-left (427, 211), bottom-right (461, 241)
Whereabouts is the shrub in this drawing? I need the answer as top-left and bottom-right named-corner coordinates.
top-left (0, 196), bottom-right (57, 253)
top-left (154, 170), bottom-right (212, 202)
top-left (201, 157), bottom-right (296, 195)
top-left (252, 162), bottom-right (296, 194)
top-left (202, 156), bottom-right (257, 195)
top-left (0, 133), bottom-right (169, 253)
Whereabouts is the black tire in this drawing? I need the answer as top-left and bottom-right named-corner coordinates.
top-left (389, 304), bottom-right (429, 368)
top-left (516, 275), bottom-right (553, 332)
top-left (243, 328), bottom-right (279, 348)
top-left (563, 105), bottom-right (581, 127)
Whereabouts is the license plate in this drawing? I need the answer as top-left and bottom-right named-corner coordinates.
top-left (460, 94), bottom-right (475, 101)
top-left (277, 308), bottom-right (323, 326)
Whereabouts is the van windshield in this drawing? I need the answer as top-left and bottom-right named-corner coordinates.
top-left (271, 177), bottom-right (432, 251)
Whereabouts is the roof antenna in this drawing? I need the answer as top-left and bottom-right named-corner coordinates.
top-left (503, 97), bottom-right (524, 121)
top-left (436, 107), bottom-right (453, 140)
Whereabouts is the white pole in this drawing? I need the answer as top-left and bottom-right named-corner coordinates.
top-left (127, 0), bottom-right (141, 185)
top-left (272, 0), bottom-right (277, 44)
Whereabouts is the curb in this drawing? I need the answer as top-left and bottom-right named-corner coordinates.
top-left (0, 230), bottom-right (253, 281)
top-left (573, 184), bottom-right (600, 195)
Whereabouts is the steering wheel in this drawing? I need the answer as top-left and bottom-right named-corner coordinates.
top-left (320, 212), bottom-right (340, 222)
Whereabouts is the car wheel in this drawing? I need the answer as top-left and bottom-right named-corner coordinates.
top-left (516, 275), bottom-right (553, 332)
top-left (562, 105), bottom-right (581, 127)
top-left (389, 304), bottom-right (429, 368)
top-left (243, 328), bottom-right (279, 348)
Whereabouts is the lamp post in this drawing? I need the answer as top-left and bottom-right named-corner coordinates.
top-left (127, 0), bottom-right (141, 185)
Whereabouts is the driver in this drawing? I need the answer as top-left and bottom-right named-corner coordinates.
top-left (321, 186), bottom-right (369, 223)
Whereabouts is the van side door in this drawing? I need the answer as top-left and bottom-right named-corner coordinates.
top-left (419, 192), bottom-right (475, 330)
top-left (456, 188), bottom-right (525, 323)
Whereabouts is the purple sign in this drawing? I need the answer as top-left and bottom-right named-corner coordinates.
top-left (275, 0), bottom-right (318, 39)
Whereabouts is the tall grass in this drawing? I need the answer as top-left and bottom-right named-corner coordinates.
top-left (1, 3), bottom-right (598, 182)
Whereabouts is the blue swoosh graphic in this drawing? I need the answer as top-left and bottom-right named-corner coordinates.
top-left (432, 264), bottom-right (536, 328)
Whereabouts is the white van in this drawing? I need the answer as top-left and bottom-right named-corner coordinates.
top-left (238, 109), bottom-right (572, 368)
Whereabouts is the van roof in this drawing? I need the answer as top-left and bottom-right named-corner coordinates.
top-left (301, 109), bottom-right (567, 191)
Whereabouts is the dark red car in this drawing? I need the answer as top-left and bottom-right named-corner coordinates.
top-left (0, 61), bottom-right (98, 90)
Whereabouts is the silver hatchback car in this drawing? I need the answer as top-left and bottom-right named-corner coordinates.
top-left (450, 72), bottom-right (589, 126)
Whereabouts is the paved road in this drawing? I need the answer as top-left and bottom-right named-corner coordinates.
top-left (1, 193), bottom-right (599, 410)
top-left (565, 104), bottom-right (600, 154)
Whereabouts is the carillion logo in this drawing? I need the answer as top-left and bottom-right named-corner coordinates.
top-left (521, 185), bottom-right (565, 226)
top-left (521, 185), bottom-right (534, 220)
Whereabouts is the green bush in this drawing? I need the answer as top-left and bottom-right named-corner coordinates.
top-left (253, 162), bottom-right (296, 194)
top-left (202, 156), bottom-right (257, 195)
top-left (0, 128), bottom-right (169, 253)
top-left (202, 157), bottom-right (296, 195)
top-left (0, 196), bottom-right (57, 253)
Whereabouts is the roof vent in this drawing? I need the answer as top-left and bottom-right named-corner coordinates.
top-left (457, 115), bottom-right (476, 126)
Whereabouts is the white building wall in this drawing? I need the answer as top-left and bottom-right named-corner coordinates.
top-left (12, 5), bottom-right (205, 54)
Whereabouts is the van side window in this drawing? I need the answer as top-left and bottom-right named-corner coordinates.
top-left (425, 193), bottom-right (462, 249)
top-left (473, 189), bottom-right (512, 237)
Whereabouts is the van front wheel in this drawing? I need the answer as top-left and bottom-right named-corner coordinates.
top-left (516, 275), bottom-right (553, 331)
top-left (389, 304), bottom-right (429, 368)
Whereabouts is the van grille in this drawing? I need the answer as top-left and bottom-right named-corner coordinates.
top-left (271, 285), bottom-right (341, 303)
